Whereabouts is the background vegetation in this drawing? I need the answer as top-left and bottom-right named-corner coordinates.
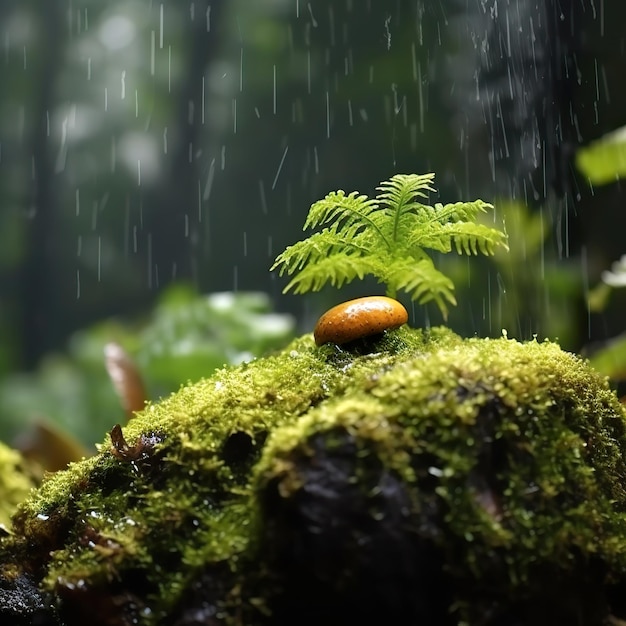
top-left (2, 0), bottom-right (626, 448)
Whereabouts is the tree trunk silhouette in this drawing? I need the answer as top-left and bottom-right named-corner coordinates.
top-left (17, 1), bottom-right (64, 368)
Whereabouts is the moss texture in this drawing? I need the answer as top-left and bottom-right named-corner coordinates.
top-left (2, 326), bottom-right (626, 625)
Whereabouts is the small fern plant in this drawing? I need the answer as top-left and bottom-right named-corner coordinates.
top-left (271, 173), bottom-right (508, 318)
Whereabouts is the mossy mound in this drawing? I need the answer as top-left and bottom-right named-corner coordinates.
top-left (2, 327), bottom-right (626, 625)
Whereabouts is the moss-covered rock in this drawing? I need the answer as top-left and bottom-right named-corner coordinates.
top-left (2, 326), bottom-right (626, 625)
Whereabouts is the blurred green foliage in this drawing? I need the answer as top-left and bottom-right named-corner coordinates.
top-left (587, 333), bottom-right (626, 381)
top-left (576, 128), bottom-right (626, 382)
top-left (0, 440), bottom-right (36, 527)
top-left (576, 127), bottom-right (626, 185)
top-left (0, 286), bottom-right (294, 448)
top-left (443, 200), bottom-right (580, 346)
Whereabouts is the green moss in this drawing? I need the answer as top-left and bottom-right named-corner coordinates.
top-left (2, 326), bottom-right (626, 624)
top-left (257, 336), bottom-right (626, 581)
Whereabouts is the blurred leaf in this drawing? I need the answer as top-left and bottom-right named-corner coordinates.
top-left (16, 421), bottom-right (90, 473)
top-left (138, 289), bottom-right (295, 391)
top-left (587, 255), bottom-right (626, 314)
top-left (587, 334), bottom-right (626, 381)
top-left (587, 282), bottom-right (613, 313)
top-left (446, 200), bottom-right (581, 346)
top-left (0, 441), bottom-right (36, 528)
top-left (104, 343), bottom-right (147, 419)
top-left (576, 126), bottom-right (626, 184)
top-left (489, 200), bottom-right (547, 263)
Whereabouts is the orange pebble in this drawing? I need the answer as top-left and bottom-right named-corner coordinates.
top-left (314, 296), bottom-right (408, 346)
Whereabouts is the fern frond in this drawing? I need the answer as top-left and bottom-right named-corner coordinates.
top-left (384, 257), bottom-right (456, 318)
top-left (377, 173), bottom-right (436, 210)
top-left (407, 221), bottom-right (509, 256)
top-left (303, 191), bottom-right (389, 247)
top-left (403, 223), bottom-right (453, 254)
top-left (377, 174), bottom-right (437, 246)
top-left (270, 171), bottom-right (508, 320)
top-left (283, 253), bottom-right (382, 294)
top-left (443, 222), bottom-right (509, 255)
top-left (430, 200), bottom-right (493, 224)
top-left (304, 191), bottom-right (377, 228)
top-left (271, 229), bottom-right (371, 275)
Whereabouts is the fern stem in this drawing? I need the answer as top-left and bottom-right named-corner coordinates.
top-left (359, 216), bottom-right (392, 251)
top-left (391, 196), bottom-right (404, 245)
top-left (338, 206), bottom-right (391, 252)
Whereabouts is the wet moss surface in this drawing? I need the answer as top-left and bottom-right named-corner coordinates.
top-left (2, 326), bottom-right (626, 625)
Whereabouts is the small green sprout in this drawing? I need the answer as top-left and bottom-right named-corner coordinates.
top-left (271, 173), bottom-right (508, 317)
